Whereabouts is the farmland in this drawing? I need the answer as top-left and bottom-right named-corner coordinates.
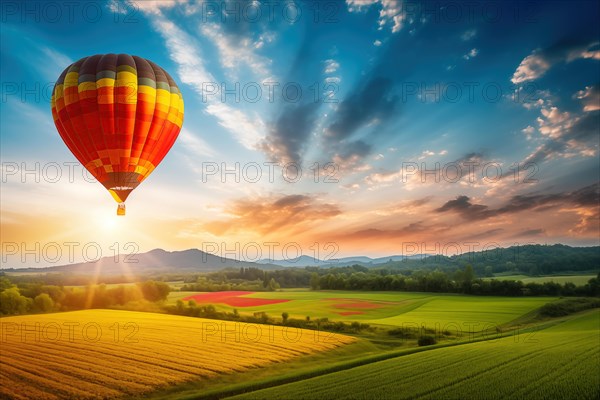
top-left (0, 310), bottom-right (355, 399)
top-left (170, 290), bottom-right (555, 331)
top-left (0, 290), bottom-right (597, 400)
top-left (1, 289), bottom-right (597, 400)
top-left (230, 310), bottom-right (600, 400)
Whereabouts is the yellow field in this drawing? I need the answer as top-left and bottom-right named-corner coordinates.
top-left (0, 310), bottom-right (355, 399)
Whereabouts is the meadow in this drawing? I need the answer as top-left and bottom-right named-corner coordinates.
top-left (169, 290), bottom-right (555, 332)
top-left (0, 310), bottom-right (355, 399)
top-left (229, 310), bottom-right (600, 400)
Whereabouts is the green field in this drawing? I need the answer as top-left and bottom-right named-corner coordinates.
top-left (489, 274), bottom-right (597, 286)
top-left (229, 310), bottom-right (600, 400)
top-left (168, 290), bottom-right (554, 332)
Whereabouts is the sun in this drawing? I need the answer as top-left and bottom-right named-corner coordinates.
top-left (93, 211), bottom-right (122, 239)
top-left (101, 216), bottom-right (118, 230)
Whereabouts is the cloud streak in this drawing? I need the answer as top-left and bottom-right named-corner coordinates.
top-left (512, 40), bottom-right (599, 84)
top-left (436, 183), bottom-right (599, 221)
top-left (142, 12), bottom-right (266, 150)
top-left (204, 194), bottom-right (342, 236)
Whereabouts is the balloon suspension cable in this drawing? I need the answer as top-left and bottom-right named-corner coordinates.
top-left (117, 203), bottom-right (126, 216)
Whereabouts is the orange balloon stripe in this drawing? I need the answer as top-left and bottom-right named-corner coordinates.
top-left (63, 85), bottom-right (99, 171)
top-left (52, 102), bottom-right (87, 166)
top-left (135, 62), bottom-right (177, 180)
top-left (130, 98), bottom-right (155, 168)
top-left (56, 101), bottom-right (89, 165)
top-left (79, 88), bottom-right (109, 180)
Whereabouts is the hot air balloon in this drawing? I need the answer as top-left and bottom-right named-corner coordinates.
top-left (51, 54), bottom-right (184, 215)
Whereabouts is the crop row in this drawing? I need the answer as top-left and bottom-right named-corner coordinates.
top-left (0, 310), bottom-right (355, 399)
top-left (230, 311), bottom-right (600, 400)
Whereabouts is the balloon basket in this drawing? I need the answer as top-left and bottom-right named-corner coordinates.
top-left (117, 203), bottom-right (126, 216)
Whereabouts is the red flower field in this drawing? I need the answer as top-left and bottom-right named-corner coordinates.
top-left (183, 291), bottom-right (290, 307)
top-left (326, 298), bottom-right (390, 309)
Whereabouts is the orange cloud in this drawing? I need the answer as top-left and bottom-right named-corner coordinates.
top-left (203, 194), bottom-right (342, 237)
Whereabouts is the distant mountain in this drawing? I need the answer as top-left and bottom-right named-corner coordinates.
top-left (5, 248), bottom-right (281, 276)
top-left (365, 244), bottom-right (600, 275)
top-left (260, 254), bottom-right (430, 268)
top-left (5, 244), bottom-right (596, 277)
top-left (258, 255), bottom-right (332, 267)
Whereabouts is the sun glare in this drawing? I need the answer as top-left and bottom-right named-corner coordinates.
top-left (93, 211), bottom-right (123, 241)
top-left (102, 216), bottom-right (118, 231)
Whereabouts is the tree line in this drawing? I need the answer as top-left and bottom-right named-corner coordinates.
top-left (167, 299), bottom-right (371, 334)
top-left (178, 266), bottom-right (600, 297)
top-left (311, 267), bottom-right (600, 297)
top-left (0, 277), bottom-right (170, 316)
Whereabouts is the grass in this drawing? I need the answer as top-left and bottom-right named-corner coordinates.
top-left (168, 290), bottom-right (555, 331)
top-left (229, 309), bottom-right (600, 400)
top-left (0, 310), bottom-right (355, 399)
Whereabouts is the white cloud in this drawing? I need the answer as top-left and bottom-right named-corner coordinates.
top-left (200, 23), bottom-right (272, 78)
top-left (574, 86), bottom-right (600, 112)
top-left (461, 29), bottom-right (476, 41)
top-left (346, 0), bottom-right (405, 33)
top-left (567, 41), bottom-right (600, 61)
top-left (346, 0), bottom-right (379, 12)
top-left (148, 15), bottom-right (265, 150)
top-left (364, 169), bottom-right (402, 187)
top-left (255, 32), bottom-right (276, 49)
top-left (463, 48), bottom-right (478, 60)
top-left (379, 0), bottom-right (404, 33)
top-left (332, 153), bottom-right (372, 175)
top-left (324, 59), bottom-right (340, 74)
top-left (511, 52), bottom-right (551, 84)
top-left (512, 42), bottom-right (600, 84)
top-left (107, 0), bottom-right (127, 14)
top-left (127, 0), bottom-right (185, 15)
top-left (515, 88), bottom-right (553, 110)
top-left (522, 125), bottom-right (535, 135)
top-left (519, 102), bottom-right (598, 166)
top-left (342, 183), bottom-right (361, 191)
top-left (579, 48), bottom-right (600, 60)
top-left (522, 125), bottom-right (536, 140)
top-left (374, 40), bottom-right (382, 47)
top-left (33, 46), bottom-right (72, 81)
top-left (152, 17), bottom-right (213, 85)
top-left (390, 14), bottom-right (405, 33)
top-left (179, 128), bottom-right (217, 158)
top-left (522, 98), bottom-right (545, 110)
top-left (537, 107), bottom-right (574, 139)
top-left (418, 150), bottom-right (435, 160)
top-left (205, 103), bottom-right (265, 149)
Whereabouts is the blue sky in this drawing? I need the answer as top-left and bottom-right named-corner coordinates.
top-left (1, 0), bottom-right (599, 267)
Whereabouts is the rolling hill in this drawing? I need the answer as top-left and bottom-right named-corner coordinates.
top-left (2, 244), bottom-right (598, 277)
top-left (2, 248), bottom-right (281, 276)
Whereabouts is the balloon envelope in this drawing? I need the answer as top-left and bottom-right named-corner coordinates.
top-left (51, 54), bottom-right (184, 215)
